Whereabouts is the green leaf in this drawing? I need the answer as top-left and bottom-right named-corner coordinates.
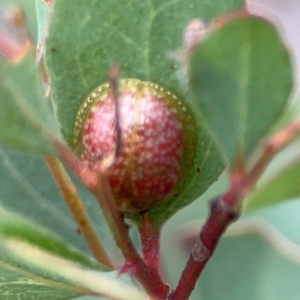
top-left (0, 207), bottom-right (147, 300)
top-left (244, 156), bottom-right (300, 212)
top-left (0, 53), bottom-right (62, 154)
top-left (45, 0), bottom-right (246, 224)
top-left (188, 16), bottom-right (294, 166)
top-left (0, 208), bottom-right (107, 270)
top-left (0, 146), bottom-right (112, 255)
top-left (3, 238), bottom-right (148, 300)
top-left (0, 207), bottom-right (108, 300)
top-left (45, 0), bottom-right (243, 144)
top-left (148, 133), bottom-right (224, 225)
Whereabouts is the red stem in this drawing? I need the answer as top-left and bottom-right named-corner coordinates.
top-left (138, 214), bottom-right (161, 272)
top-left (90, 175), bottom-right (169, 299)
top-left (53, 141), bottom-right (169, 299)
top-left (169, 195), bottom-right (238, 300)
top-left (170, 119), bottom-right (300, 300)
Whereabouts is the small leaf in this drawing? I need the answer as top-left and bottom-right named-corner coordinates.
top-left (0, 207), bottom-right (108, 299)
top-left (0, 52), bottom-right (62, 154)
top-left (244, 157), bottom-right (300, 212)
top-left (188, 16), bottom-right (294, 166)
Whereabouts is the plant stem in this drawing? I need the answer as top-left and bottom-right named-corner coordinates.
top-left (170, 119), bottom-right (300, 300)
top-left (138, 214), bottom-right (160, 272)
top-left (90, 171), bottom-right (169, 299)
top-left (246, 119), bottom-right (300, 189)
top-left (44, 156), bottom-right (113, 269)
top-left (169, 194), bottom-right (238, 300)
top-left (53, 142), bottom-right (169, 299)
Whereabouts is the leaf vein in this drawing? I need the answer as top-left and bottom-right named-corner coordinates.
top-left (238, 26), bottom-right (251, 157)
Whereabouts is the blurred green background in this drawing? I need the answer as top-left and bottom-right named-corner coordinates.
top-left (3, 0), bottom-right (300, 299)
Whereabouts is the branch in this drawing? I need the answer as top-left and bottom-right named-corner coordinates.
top-left (138, 214), bottom-right (161, 272)
top-left (245, 119), bottom-right (300, 190)
top-left (52, 141), bottom-right (169, 299)
top-left (169, 119), bottom-right (300, 300)
top-left (169, 195), bottom-right (238, 300)
top-left (44, 156), bottom-right (113, 269)
top-left (49, 66), bottom-right (171, 299)
top-left (85, 166), bottom-right (169, 299)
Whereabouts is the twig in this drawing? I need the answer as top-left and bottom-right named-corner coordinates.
top-left (49, 64), bottom-right (171, 298)
top-left (138, 214), bottom-right (161, 272)
top-left (89, 164), bottom-right (169, 299)
top-left (169, 196), bottom-right (237, 300)
top-left (44, 156), bottom-right (113, 269)
top-left (169, 119), bottom-right (300, 300)
top-left (52, 142), bottom-right (169, 299)
top-left (245, 119), bottom-right (300, 190)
